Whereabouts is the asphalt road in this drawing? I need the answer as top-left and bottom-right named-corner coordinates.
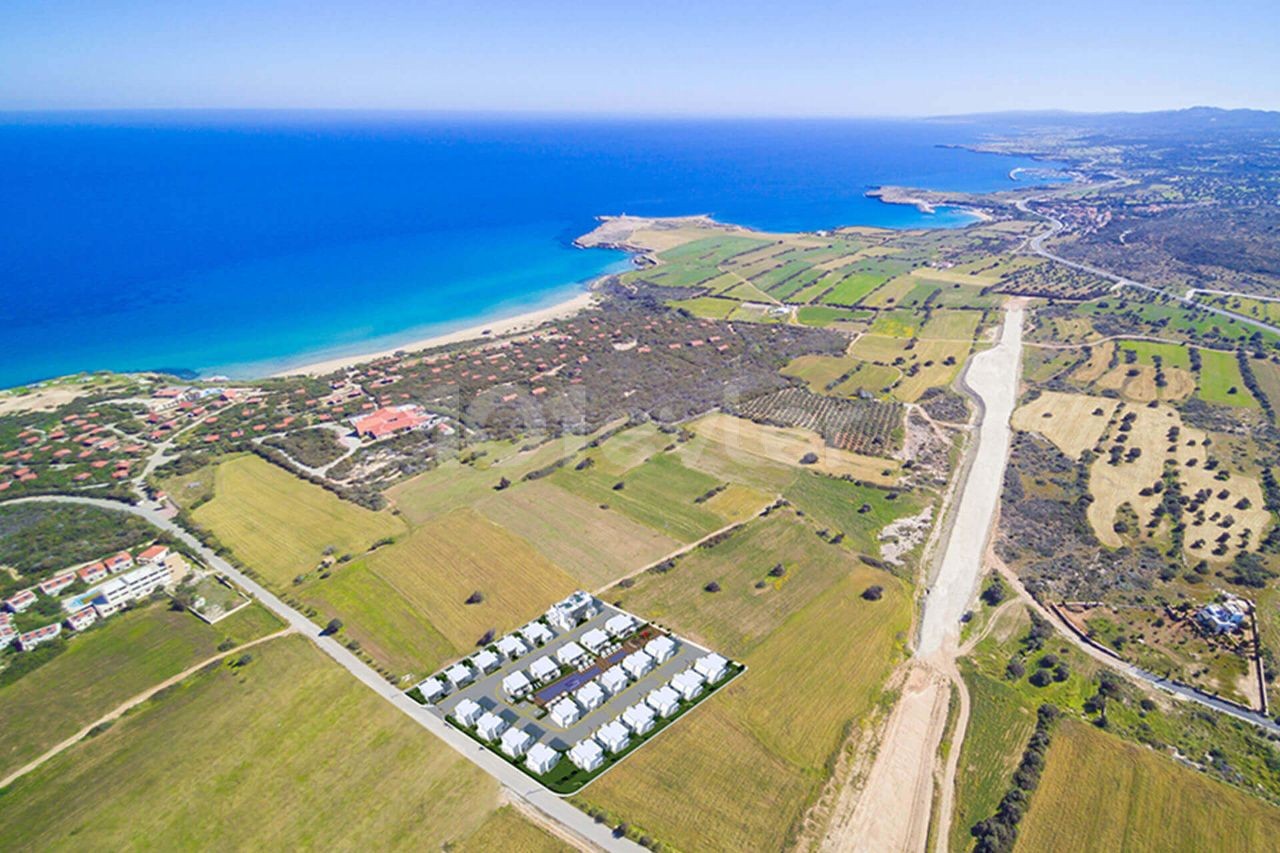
top-left (5, 494), bottom-right (640, 852)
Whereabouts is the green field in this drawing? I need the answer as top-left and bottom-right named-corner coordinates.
top-left (869, 309), bottom-right (922, 338)
top-left (1197, 348), bottom-right (1258, 407)
top-left (795, 305), bottom-right (872, 327)
top-left (193, 455), bottom-right (405, 586)
top-left (781, 355), bottom-right (859, 392)
top-left (1016, 719), bottom-right (1280, 852)
top-left (0, 602), bottom-right (282, 781)
top-left (0, 637), bottom-right (506, 849)
top-left (821, 269), bottom-right (895, 306)
top-left (920, 309), bottom-right (982, 341)
top-left (782, 470), bottom-right (921, 557)
top-left (668, 295), bottom-right (739, 319)
top-left (1118, 340), bottom-right (1192, 369)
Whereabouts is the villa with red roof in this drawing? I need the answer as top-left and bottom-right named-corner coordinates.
top-left (38, 572), bottom-right (77, 596)
top-left (103, 551), bottom-right (134, 573)
top-left (350, 404), bottom-right (432, 440)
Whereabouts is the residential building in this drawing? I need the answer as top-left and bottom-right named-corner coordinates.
top-left (520, 622), bottom-right (554, 647)
top-left (529, 656), bottom-right (559, 684)
top-left (646, 635), bottom-right (676, 664)
top-left (103, 551), bottom-right (133, 573)
top-left (476, 711), bottom-right (508, 742)
top-left (569, 738), bottom-right (604, 772)
top-left (17, 623), bottom-right (61, 651)
top-left (525, 742), bottom-right (561, 775)
top-left (473, 649), bottom-right (500, 673)
top-left (671, 669), bottom-right (706, 701)
top-left (646, 686), bottom-right (680, 718)
top-left (65, 607), bottom-right (98, 632)
top-left (500, 727), bottom-right (534, 759)
top-left (557, 641), bottom-right (587, 667)
top-left (452, 698), bottom-right (483, 727)
top-left (694, 653), bottom-right (729, 683)
top-left (496, 634), bottom-right (529, 659)
top-left (137, 544), bottom-right (170, 564)
top-left (549, 697), bottom-right (582, 727)
top-left (622, 649), bottom-right (654, 679)
top-left (91, 559), bottom-right (173, 617)
top-left (600, 666), bottom-right (629, 696)
top-left (605, 613), bottom-right (636, 638)
top-left (350, 404), bottom-right (432, 440)
top-left (575, 680), bottom-right (606, 711)
top-left (596, 720), bottom-right (631, 754)
top-left (0, 622), bottom-right (15, 646)
top-left (1197, 602), bottom-right (1248, 635)
top-left (445, 662), bottom-right (475, 687)
top-left (5, 589), bottom-right (36, 613)
top-left (77, 562), bottom-right (108, 584)
top-left (502, 670), bottom-right (532, 699)
top-left (546, 591), bottom-right (599, 631)
top-left (580, 627), bottom-right (610, 654)
top-left (38, 572), bottom-right (76, 596)
top-left (417, 677), bottom-right (447, 703)
top-left (622, 702), bottom-right (656, 736)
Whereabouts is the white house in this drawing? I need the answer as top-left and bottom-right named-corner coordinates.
top-left (576, 680), bottom-right (606, 711)
top-left (473, 649), bottom-right (500, 674)
top-left (476, 711), bottom-right (508, 741)
top-left (529, 656), bottom-right (559, 684)
top-left (605, 613), bottom-right (636, 638)
top-left (645, 635), bottom-right (676, 664)
top-left (526, 742), bottom-right (561, 775)
top-left (557, 641), bottom-right (587, 667)
top-left (550, 696), bottom-right (582, 727)
top-left (546, 591), bottom-right (600, 631)
top-left (502, 670), bottom-right (532, 699)
top-left (580, 627), bottom-right (610, 654)
top-left (569, 738), bottom-right (604, 772)
top-left (453, 698), bottom-right (483, 727)
top-left (521, 622), bottom-right (554, 647)
top-left (622, 702), bottom-right (656, 735)
top-left (646, 686), bottom-right (680, 718)
top-left (496, 634), bottom-right (529, 659)
top-left (417, 677), bottom-right (447, 703)
top-left (622, 650), bottom-right (654, 679)
top-left (600, 666), bottom-right (629, 696)
top-left (500, 726), bottom-right (534, 758)
top-left (445, 662), bottom-right (475, 687)
top-left (694, 653), bottom-right (729, 683)
top-left (596, 720), bottom-right (631, 754)
top-left (671, 669), bottom-right (706, 701)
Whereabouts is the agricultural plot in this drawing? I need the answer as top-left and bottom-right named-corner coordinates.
top-left (995, 259), bottom-right (1113, 299)
top-left (1016, 719), bottom-right (1280, 852)
top-left (192, 455), bottom-right (405, 587)
top-left (585, 567), bottom-right (909, 852)
top-left (795, 305), bottom-right (872, 327)
top-left (735, 386), bottom-right (902, 456)
top-left (1195, 292), bottom-right (1280, 325)
top-left (868, 309), bottom-right (921, 338)
top-left (919, 309), bottom-right (983, 341)
top-left (780, 354), bottom-right (861, 393)
top-left (1197, 348), bottom-right (1257, 407)
top-left (1011, 391), bottom-right (1119, 458)
top-left (453, 807), bottom-right (573, 853)
top-left (0, 637), bottom-right (507, 850)
top-left (892, 340), bottom-right (972, 403)
top-left (831, 362), bottom-right (902, 398)
top-left (0, 602), bottom-right (282, 781)
top-left (667, 295), bottom-right (738, 319)
top-left (782, 469), bottom-right (922, 557)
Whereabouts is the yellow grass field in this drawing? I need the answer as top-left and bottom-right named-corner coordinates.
top-left (193, 455), bottom-right (405, 586)
top-left (585, 571), bottom-right (909, 852)
top-left (476, 480), bottom-right (679, 589)
top-left (781, 354), bottom-right (859, 393)
top-left (1095, 364), bottom-right (1196, 402)
top-left (1016, 719), bottom-right (1280, 852)
top-left (1070, 340), bottom-right (1114, 383)
top-left (366, 508), bottom-right (577, 652)
top-left (1011, 391), bottom-right (1118, 458)
top-left (453, 806), bottom-right (574, 853)
top-left (1086, 402), bottom-right (1268, 559)
top-left (681, 412), bottom-right (898, 486)
top-left (0, 637), bottom-right (503, 849)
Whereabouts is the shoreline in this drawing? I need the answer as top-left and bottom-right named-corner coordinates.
top-left (271, 290), bottom-right (601, 377)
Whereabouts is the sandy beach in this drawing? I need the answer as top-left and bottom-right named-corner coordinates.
top-left (272, 290), bottom-right (599, 378)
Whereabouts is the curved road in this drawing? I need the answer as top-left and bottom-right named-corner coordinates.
top-left (3, 494), bottom-right (637, 853)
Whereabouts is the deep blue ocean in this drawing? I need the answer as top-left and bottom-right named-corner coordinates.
top-left (0, 112), bottom-right (1063, 387)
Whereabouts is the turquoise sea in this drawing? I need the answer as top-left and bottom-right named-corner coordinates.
top-left (0, 113), bottom-right (1064, 387)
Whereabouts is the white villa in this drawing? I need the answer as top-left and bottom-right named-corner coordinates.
top-left (645, 635), bottom-right (676, 663)
top-left (526, 742), bottom-right (561, 775)
top-left (580, 627), bottom-right (610, 653)
top-left (600, 666), bottom-right (629, 696)
top-left (496, 634), bottom-right (529, 659)
top-left (529, 656), bottom-right (559, 684)
top-left (547, 591), bottom-right (600, 631)
top-left (622, 702), bottom-right (656, 735)
top-left (500, 727), bottom-right (534, 758)
top-left (597, 720), bottom-right (631, 754)
top-left (417, 677), bottom-right (447, 703)
top-left (646, 686), bottom-right (680, 718)
top-left (576, 680), bottom-right (606, 711)
top-left (476, 711), bottom-right (508, 741)
top-left (671, 669), bottom-right (706, 701)
top-left (622, 649), bottom-right (654, 679)
top-left (445, 662), bottom-right (475, 688)
top-left (695, 653), bottom-right (729, 683)
top-left (502, 670), bottom-right (532, 699)
top-left (520, 622), bottom-right (554, 647)
top-left (453, 698), bottom-right (483, 727)
top-left (569, 738), bottom-right (605, 772)
top-left (550, 696), bottom-right (582, 727)
top-left (605, 613), bottom-right (636, 638)
top-left (473, 649), bottom-right (500, 673)
top-left (557, 641), bottom-right (587, 667)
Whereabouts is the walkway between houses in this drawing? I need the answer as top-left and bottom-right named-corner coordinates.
top-left (0, 627), bottom-right (294, 790)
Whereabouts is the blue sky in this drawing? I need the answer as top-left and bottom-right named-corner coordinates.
top-left (2, 0), bottom-right (1276, 115)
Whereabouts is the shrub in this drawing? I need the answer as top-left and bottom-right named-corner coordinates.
top-left (322, 618), bottom-right (343, 636)
top-left (465, 590), bottom-right (484, 605)
top-left (704, 581), bottom-right (721, 593)
top-left (861, 585), bottom-right (883, 601)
